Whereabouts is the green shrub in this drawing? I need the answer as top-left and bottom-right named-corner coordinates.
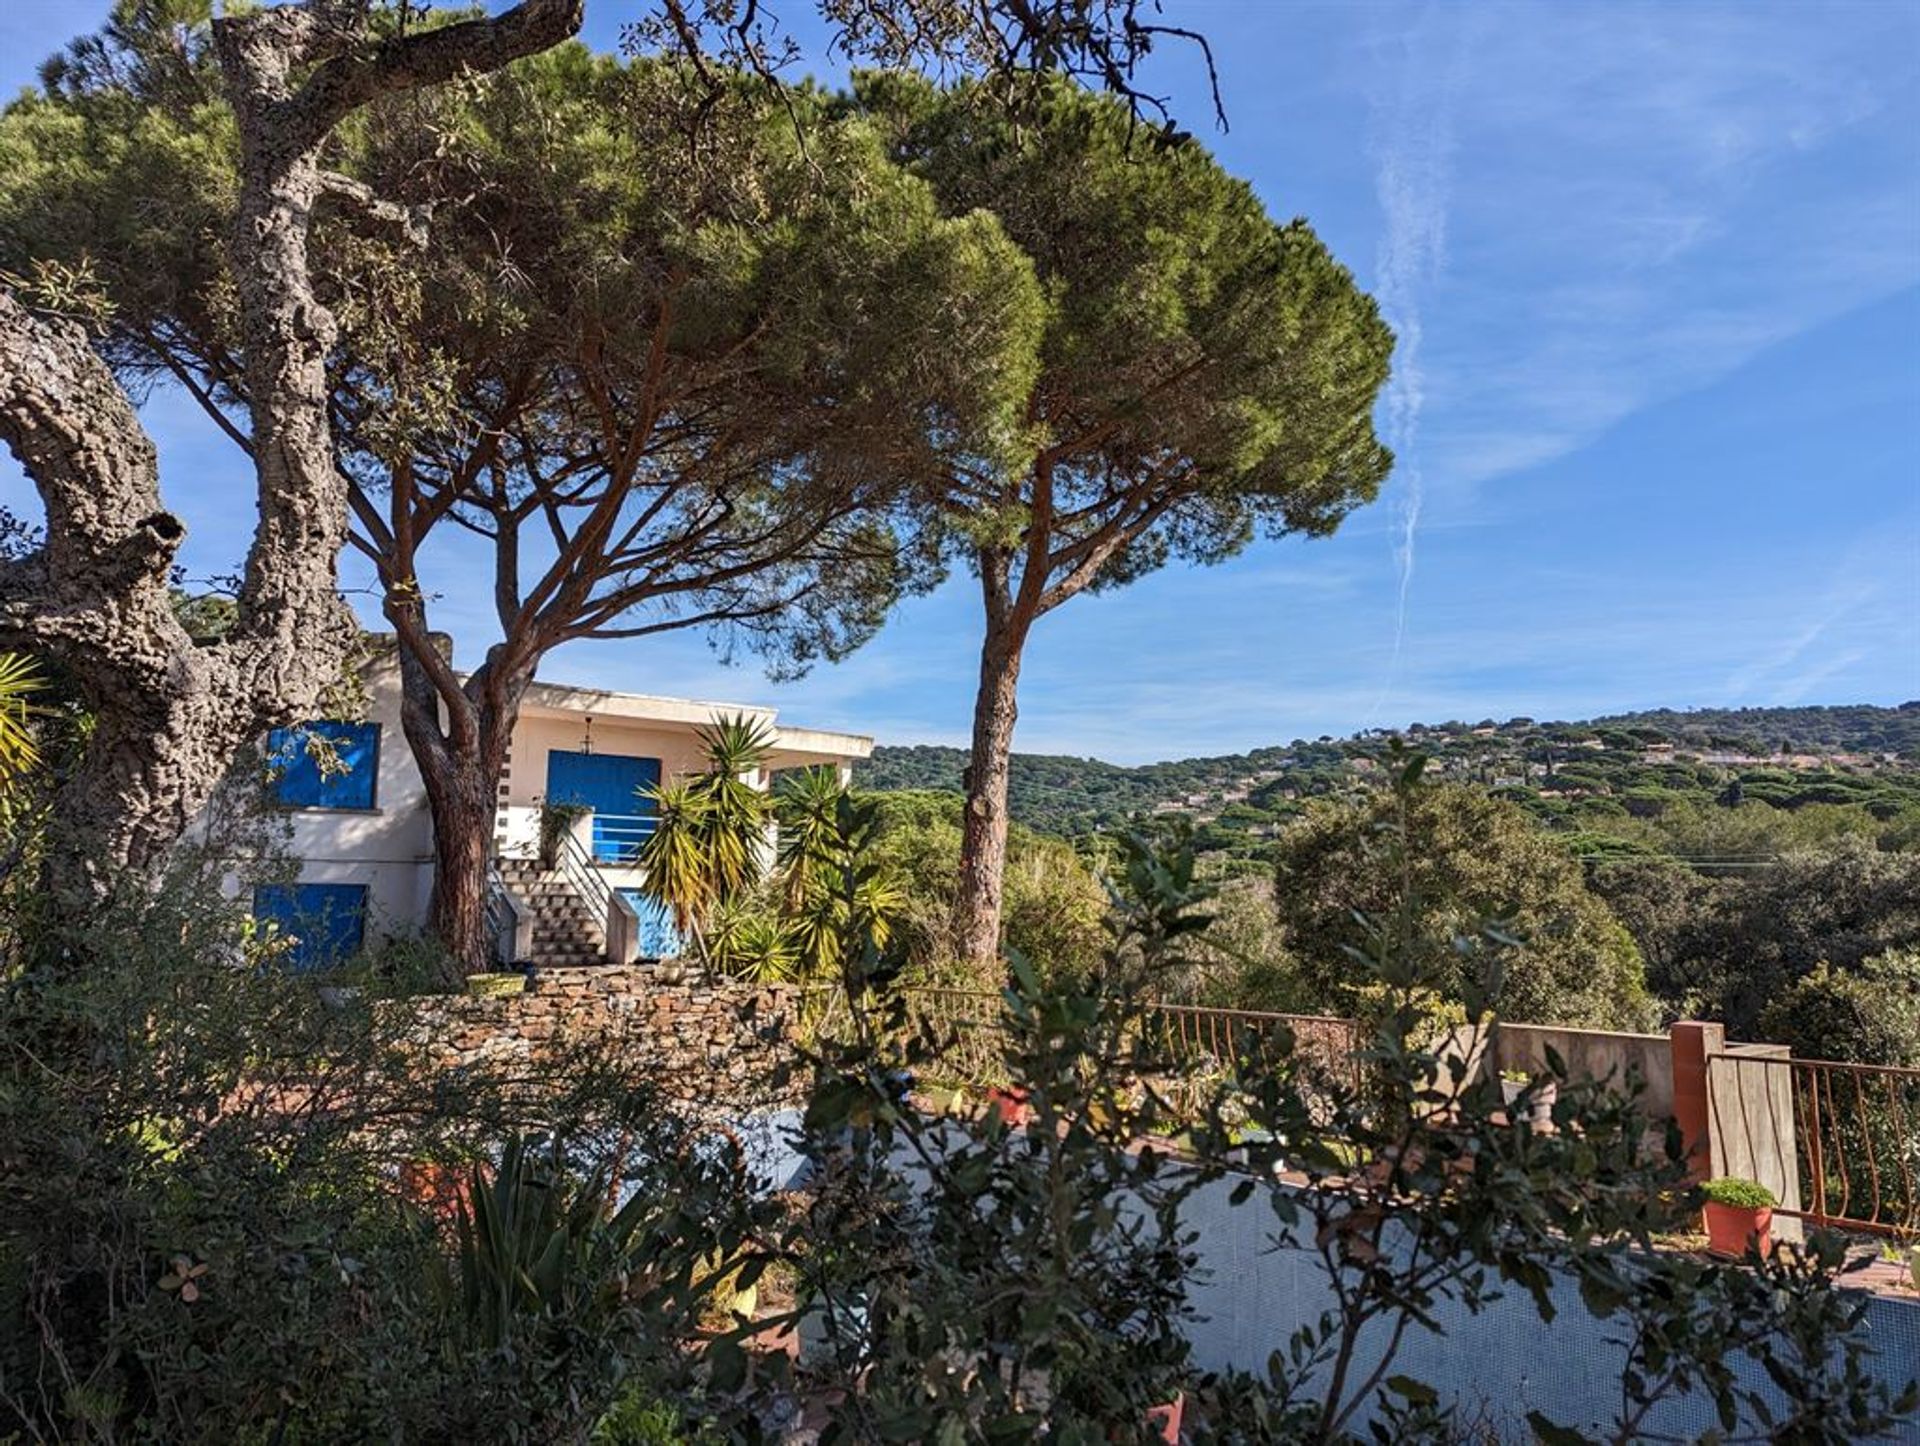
top-left (1758, 951), bottom-right (1920, 1067)
top-left (0, 854), bottom-right (763, 1441)
top-left (1701, 1177), bottom-right (1778, 1209)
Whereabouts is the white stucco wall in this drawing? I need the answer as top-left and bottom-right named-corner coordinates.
top-left (194, 645), bottom-right (871, 948)
top-left (197, 646), bottom-right (434, 944)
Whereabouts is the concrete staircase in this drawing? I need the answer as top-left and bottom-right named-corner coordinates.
top-left (496, 857), bottom-right (607, 967)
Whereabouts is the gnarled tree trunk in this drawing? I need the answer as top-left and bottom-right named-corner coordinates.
top-left (0, 292), bottom-right (244, 902)
top-left (0, 2), bottom-right (581, 932)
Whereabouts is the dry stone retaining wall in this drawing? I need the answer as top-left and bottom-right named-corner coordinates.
top-left (398, 966), bottom-right (810, 1114)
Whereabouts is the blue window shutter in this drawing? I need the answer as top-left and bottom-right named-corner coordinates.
top-left (545, 751), bottom-right (662, 862)
top-left (253, 883), bottom-right (368, 972)
top-left (268, 721), bottom-right (379, 809)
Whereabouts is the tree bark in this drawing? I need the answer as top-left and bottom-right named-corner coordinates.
top-left (0, 293), bottom-right (242, 902)
top-left (0, 2), bottom-right (581, 928)
top-left (953, 600), bottom-right (1031, 977)
top-left (395, 639), bottom-right (536, 978)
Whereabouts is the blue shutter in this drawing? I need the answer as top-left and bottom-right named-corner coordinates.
top-left (253, 883), bottom-right (368, 972)
top-left (267, 721), bottom-right (380, 809)
top-left (545, 751), bottom-right (661, 862)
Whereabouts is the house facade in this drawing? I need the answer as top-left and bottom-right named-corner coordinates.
top-left (239, 646), bottom-right (871, 970)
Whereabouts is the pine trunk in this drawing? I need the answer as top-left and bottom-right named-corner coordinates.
top-left (397, 643), bottom-right (530, 979)
top-left (953, 623), bottom-right (1027, 976)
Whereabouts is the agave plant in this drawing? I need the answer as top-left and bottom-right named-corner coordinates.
top-left (424, 1136), bottom-right (648, 1352)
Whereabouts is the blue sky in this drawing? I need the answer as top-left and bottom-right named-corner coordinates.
top-left (3, 0), bottom-right (1916, 763)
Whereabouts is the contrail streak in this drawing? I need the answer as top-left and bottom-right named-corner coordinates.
top-left (1365, 6), bottom-right (1468, 727)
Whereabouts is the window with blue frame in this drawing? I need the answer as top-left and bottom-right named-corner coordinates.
top-left (252, 882), bottom-right (368, 972)
top-left (266, 720), bottom-right (380, 810)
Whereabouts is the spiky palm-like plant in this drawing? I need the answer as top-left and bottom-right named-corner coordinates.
top-left (782, 786), bottom-right (906, 979)
top-left (636, 715), bottom-right (777, 962)
top-left (689, 713), bottom-right (776, 908)
top-left (776, 765), bottom-right (845, 909)
top-left (706, 897), bottom-right (800, 984)
top-left (0, 653), bottom-right (44, 787)
top-left (637, 779), bottom-right (712, 941)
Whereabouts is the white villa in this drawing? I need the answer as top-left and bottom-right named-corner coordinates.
top-left (238, 645), bottom-right (871, 971)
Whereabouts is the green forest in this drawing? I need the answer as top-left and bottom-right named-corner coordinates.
top-left (858, 704), bottom-right (1920, 1064)
top-left (858, 702), bottom-right (1920, 855)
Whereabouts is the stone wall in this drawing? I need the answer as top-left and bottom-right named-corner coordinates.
top-left (397, 966), bottom-right (811, 1114)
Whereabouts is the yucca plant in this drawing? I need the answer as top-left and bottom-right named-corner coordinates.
top-left (689, 713), bottom-right (775, 907)
top-left (637, 779), bottom-right (713, 941)
top-left (0, 652), bottom-right (44, 787)
top-left (776, 765), bottom-right (845, 909)
top-left (636, 715), bottom-right (776, 964)
top-left (783, 788), bottom-right (906, 980)
top-left (706, 897), bottom-right (800, 984)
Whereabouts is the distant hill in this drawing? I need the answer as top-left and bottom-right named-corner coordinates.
top-left (854, 703), bottom-right (1920, 848)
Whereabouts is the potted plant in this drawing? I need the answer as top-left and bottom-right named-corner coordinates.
top-left (537, 798), bottom-right (589, 869)
top-left (1499, 1068), bottom-right (1559, 1128)
top-left (1146, 1391), bottom-right (1184, 1442)
top-left (1499, 1068), bottom-right (1529, 1108)
top-left (1700, 1176), bottom-right (1777, 1258)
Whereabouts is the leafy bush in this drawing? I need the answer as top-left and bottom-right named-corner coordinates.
top-left (1758, 950), bottom-right (1920, 1067)
top-left (732, 810), bottom-right (1914, 1442)
top-left (0, 852), bottom-right (763, 1441)
top-left (867, 789), bottom-right (1106, 984)
top-left (1272, 760), bottom-right (1656, 1029)
top-left (1700, 1177), bottom-right (1776, 1209)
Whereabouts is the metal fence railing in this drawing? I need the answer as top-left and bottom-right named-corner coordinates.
top-left (1786, 1056), bottom-right (1920, 1236)
top-left (550, 826), bottom-right (614, 959)
top-left (1712, 1051), bottom-right (1920, 1237)
top-left (802, 987), bottom-right (1362, 1110)
top-left (585, 811), bottom-right (656, 865)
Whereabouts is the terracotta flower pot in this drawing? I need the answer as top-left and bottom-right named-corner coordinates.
top-left (1146, 1391), bottom-right (1185, 1442)
top-left (1703, 1200), bottom-right (1773, 1258)
top-left (987, 1085), bottom-right (1033, 1128)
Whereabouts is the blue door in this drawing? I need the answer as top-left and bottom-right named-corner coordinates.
top-left (620, 888), bottom-right (683, 959)
top-left (253, 882), bottom-right (368, 972)
top-left (545, 750), bottom-right (660, 862)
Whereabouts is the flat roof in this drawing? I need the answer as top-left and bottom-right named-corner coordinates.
top-left (515, 678), bottom-right (872, 760)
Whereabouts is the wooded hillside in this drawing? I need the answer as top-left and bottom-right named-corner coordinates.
top-left (856, 703), bottom-right (1920, 856)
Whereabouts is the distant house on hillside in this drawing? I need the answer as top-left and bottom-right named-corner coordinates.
top-left (207, 645), bottom-right (869, 972)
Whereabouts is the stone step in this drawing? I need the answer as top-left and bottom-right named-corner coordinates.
top-left (530, 950), bottom-right (607, 966)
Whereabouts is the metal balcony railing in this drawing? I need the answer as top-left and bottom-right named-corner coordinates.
top-left (803, 986), bottom-right (1362, 1111)
top-left (583, 810), bottom-right (657, 864)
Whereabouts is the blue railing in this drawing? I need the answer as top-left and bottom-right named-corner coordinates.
top-left (586, 811), bottom-right (657, 864)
